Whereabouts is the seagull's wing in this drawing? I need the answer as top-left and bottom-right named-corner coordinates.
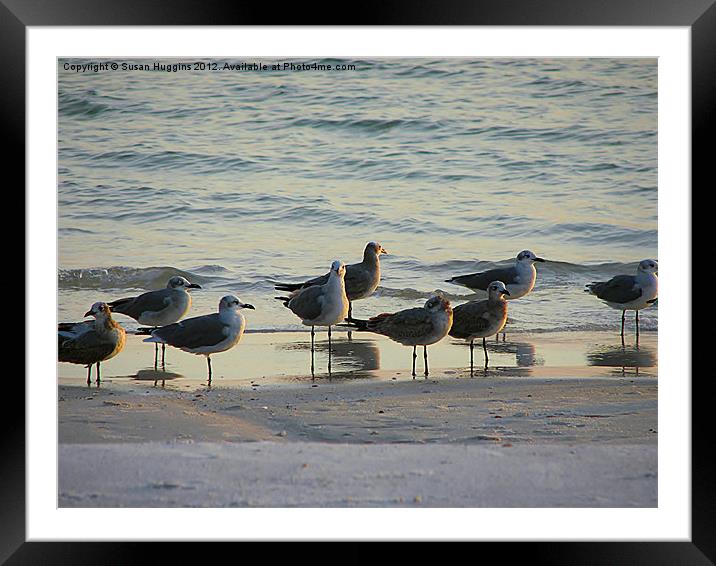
top-left (587, 275), bottom-right (642, 304)
top-left (275, 271), bottom-right (330, 292)
top-left (446, 266), bottom-right (518, 291)
top-left (368, 307), bottom-right (434, 340)
top-left (287, 285), bottom-right (326, 321)
top-left (109, 288), bottom-right (174, 319)
top-left (449, 300), bottom-right (492, 339)
top-left (149, 313), bottom-right (227, 349)
top-left (343, 263), bottom-right (374, 298)
top-left (58, 320), bottom-right (93, 339)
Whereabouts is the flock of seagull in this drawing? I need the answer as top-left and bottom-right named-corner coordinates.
top-left (58, 242), bottom-right (659, 384)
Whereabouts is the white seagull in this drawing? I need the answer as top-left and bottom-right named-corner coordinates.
top-left (445, 250), bottom-right (545, 300)
top-left (275, 260), bottom-right (349, 375)
top-left (142, 295), bottom-right (254, 382)
top-left (108, 275), bottom-right (201, 366)
top-left (586, 259), bottom-right (658, 337)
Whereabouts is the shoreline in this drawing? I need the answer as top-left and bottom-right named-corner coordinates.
top-left (58, 329), bottom-right (657, 389)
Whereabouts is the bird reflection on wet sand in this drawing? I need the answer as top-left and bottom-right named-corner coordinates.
top-left (279, 337), bottom-right (380, 379)
top-left (587, 341), bottom-right (657, 377)
top-left (130, 368), bottom-right (184, 388)
top-left (453, 337), bottom-right (543, 374)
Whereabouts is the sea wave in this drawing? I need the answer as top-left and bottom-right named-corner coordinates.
top-left (58, 266), bottom-right (204, 290)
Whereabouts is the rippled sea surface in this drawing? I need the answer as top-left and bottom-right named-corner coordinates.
top-left (58, 58), bottom-right (657, 333)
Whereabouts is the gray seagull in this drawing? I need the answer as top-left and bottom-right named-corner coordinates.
top-left (275, 241), bottom-right (387, 320)
top-left (446, 250), bottom-right (544, 340)
top-left (342, 295), bottom-right (453, 378)
top-left (450, 281), bottom-right (510, 373)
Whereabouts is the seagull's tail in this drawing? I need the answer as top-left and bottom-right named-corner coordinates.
top-left (135, 326), bottom-right (165, 343)
top-left (584, 282), bottom-right (602, 295)
top-left (274, 282), bottom-right (303, 292)
top-left (274, 296), bottom-right (291, 307)
top-left (338, 317), bottom-right (369, 331)
top-left (107, 297), bottom-right (134, 313)
top-left (445, 275), bottom-right (469, 287)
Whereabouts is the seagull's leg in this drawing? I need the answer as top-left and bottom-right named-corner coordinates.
top-left (328, 325), bottom-right (332, 375)
top-left (483, 337), bottom-right (489, 367)
top-left (311, 326), bottom-right (315, 378)
top-left (620, 310), bottom-right (626, 337)
top-left (86, 365), bottom-right (92, 386)
top-left (423, 345), bottom-right (429, 377)
top-left (153, 328), bottom-right (159, 369)
top-left (161, 343), bottom-right (166, 368)
top-left (346, 303), bottom-right (354, 339)
top-left (207, 355), bottom-right (212, 384)
top-left (470, 339), bottom-right (474, 376)
top-left (635, 310), bottom-right (640, 338)
top-left (96, 362), bottom-right (101, 386)
top-left (412, 346), bottom-right (417, 378)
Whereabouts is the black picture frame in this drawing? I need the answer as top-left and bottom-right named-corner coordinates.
top-left (7, 0), bottom-right (705, 562)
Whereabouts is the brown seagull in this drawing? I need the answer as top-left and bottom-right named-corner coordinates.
top-left (59, 302), bottom-right (126, 385)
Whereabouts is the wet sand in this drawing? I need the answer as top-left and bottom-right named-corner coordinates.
top-left (58, 330), bottom-right (657, 507)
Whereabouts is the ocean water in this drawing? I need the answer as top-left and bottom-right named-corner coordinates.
top-left (58, 58), bottom-right (657, 334)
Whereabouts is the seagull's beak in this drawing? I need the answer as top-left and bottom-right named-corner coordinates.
top-left (242, 303), bottom-right (255, 310)
top-left (381, 248), bottom-right (388, 255)
top-left (502, 289), bottom-right (511, 296)
top-left (84, 309), bottom-right (93, 317)
top-left (188, 283), bottom-right (202, 289)
top-left (534, 257), bottom-right (546, 263)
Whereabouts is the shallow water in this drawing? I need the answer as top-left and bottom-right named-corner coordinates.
top-left (58, 58), bottom-right (657, 334)
top-left (57, 330), bottom-right (657, 389)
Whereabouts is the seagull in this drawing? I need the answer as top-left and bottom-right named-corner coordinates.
top-left (449, 281), bottom-right (510, 373)
top-left (108, 275), bottom-right (201, 366)
top-left (275, 260), bottom-right (349, 375)
top-left (342, 295), bottom-right (453, 378)
top-left (446, 250), bottom-right (545, 299)
top-left (586, 259), bottom-right (658, 337)
top-left (275, 241), bottom-right (387, 320)
top-left (141, 295), bottom-right (254, 382)
top-left (58, 302), bottom-right (126, 385)
top-left (445, 250), bottom-right (544, 340)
